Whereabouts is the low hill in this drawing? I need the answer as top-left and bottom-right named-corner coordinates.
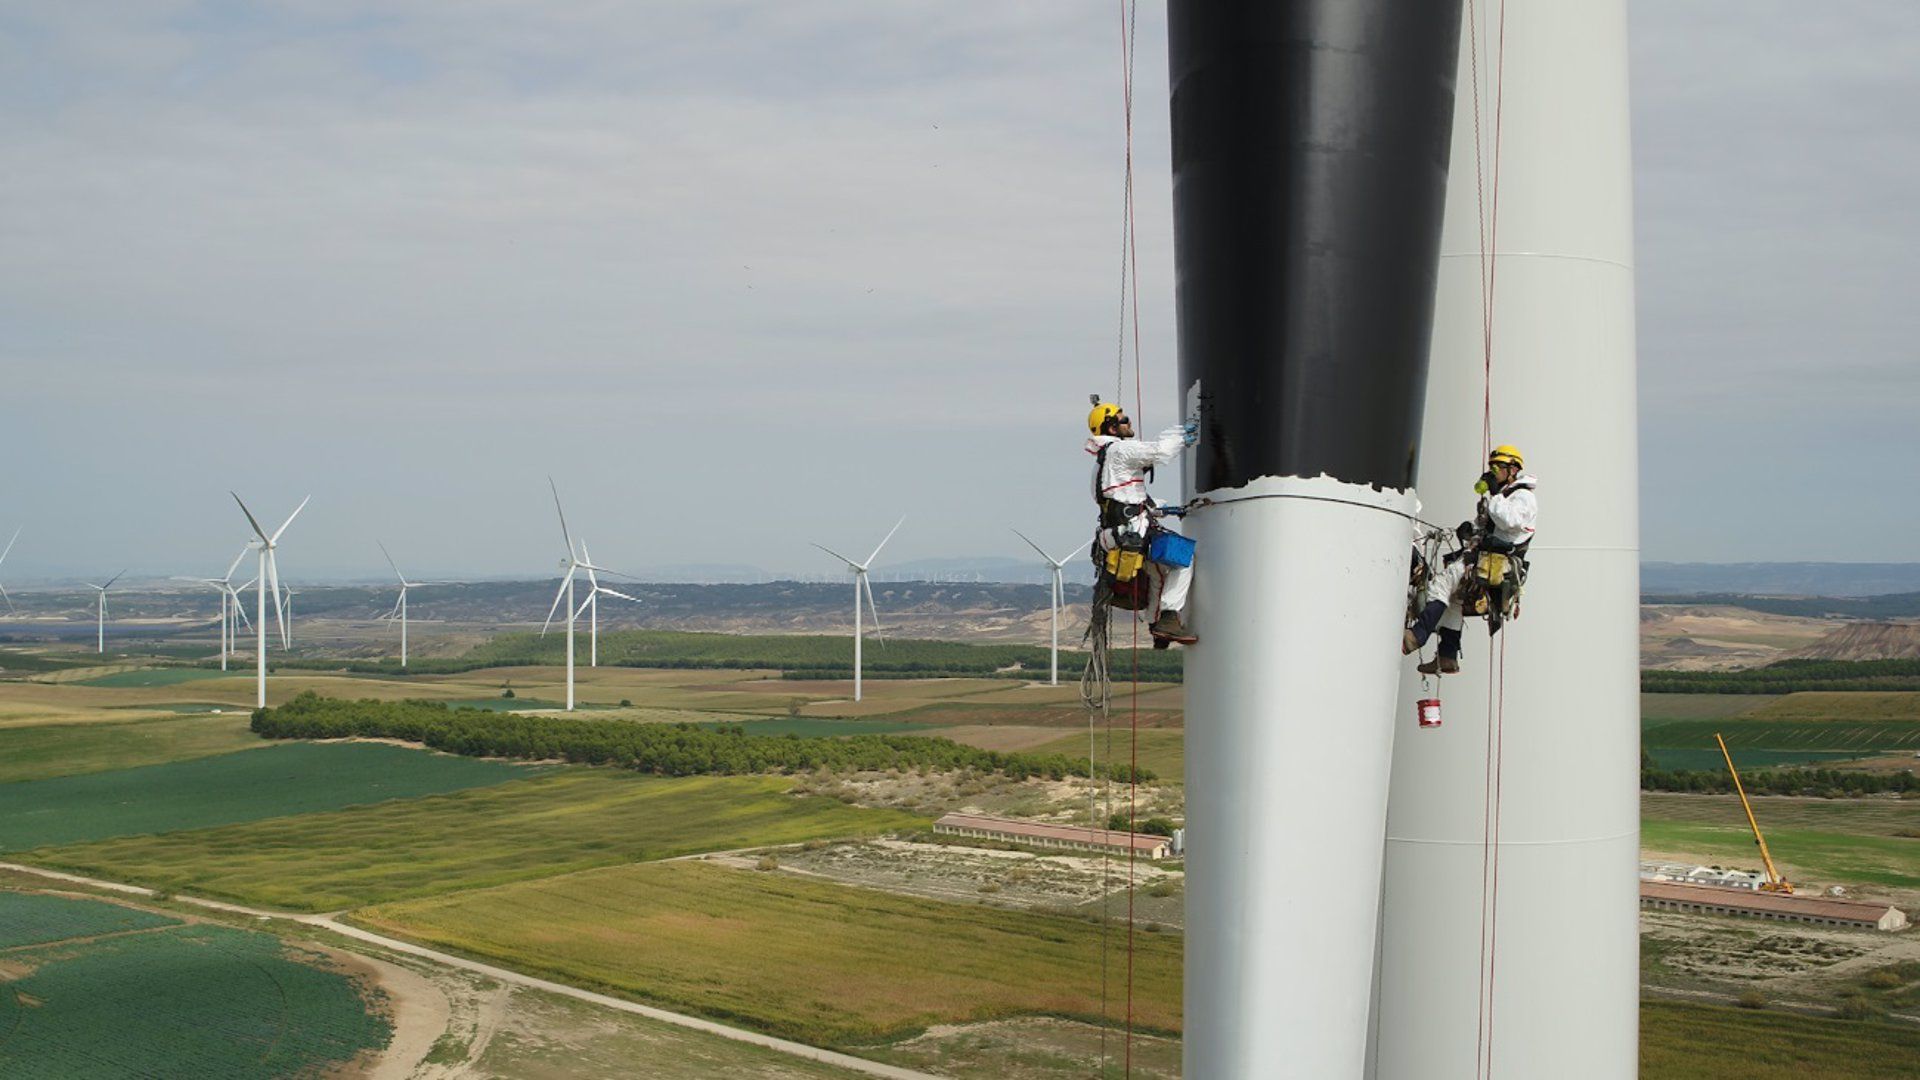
top-left (1792, 622), bottom-right (1920, 662)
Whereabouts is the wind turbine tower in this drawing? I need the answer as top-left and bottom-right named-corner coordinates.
top-left (232, 493), bottom-right (309, 708)
top-left (810, 517), bottom-right (903, 703)
top-left (542, 480), bottom-right (631, 710)
top-left (176, 545), bottom-right (253, 671)
top-left (378, 541), bottom-right (439, 668)
top-left (1011, 529), bottom-right (1087, 687)
top-left (86, 570), bottom-right (128, 654)
top-left (579, 542), bottom-right (639, 668)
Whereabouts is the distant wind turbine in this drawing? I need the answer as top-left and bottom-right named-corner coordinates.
top-left (1011, 529), bottom-right (1090, 687)
top-left (377, 541), bottom-right (443, 667)
top-left (86, 570), bottom-right (128, 654)
top-left (811, 517), bottom-right (904, 703)
top-left (232, 492), bottom-right (309, 708)
top-left (541, 479), bottom-right (632, 710)
top-left (578, 541), bottom-right (639, 668)
top-left (174, 544), bottom-right (254, 671)
top-left (0, 527), bottom-right (19, 615)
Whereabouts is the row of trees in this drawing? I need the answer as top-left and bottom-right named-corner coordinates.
top-left (209, 629), bottom-right (1186, 682)
top-left (1641, 765), bottom-right (1919, 797)
top-left (1643, 658), bottom-right (1920, 694)
top-left (252, 693), bottom-right (1155, 782)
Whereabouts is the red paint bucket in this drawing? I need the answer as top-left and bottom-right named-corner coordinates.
top-left (1416, 698), bottom-right (1442, 728)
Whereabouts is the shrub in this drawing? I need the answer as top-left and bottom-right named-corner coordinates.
top-left (1864, 970), bottom-right (1904, 991)
top-left (755, 856), bottom-right (780, 871)
top-left (1734, 990), bottom-right (1767, 1010)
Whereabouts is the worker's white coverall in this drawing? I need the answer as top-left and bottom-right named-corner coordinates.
top-left (1423, 474), bottom-right (1539, 630)
top-left (1087, 426), bottom-right (1193, 614)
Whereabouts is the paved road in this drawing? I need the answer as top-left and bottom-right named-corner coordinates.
top-left (1, 861), bottom-right (944, 1080)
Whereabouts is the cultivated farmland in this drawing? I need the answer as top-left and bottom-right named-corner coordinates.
top-left (0, 713), bottom-right (260, 783)
top-left (0, 891), bottom-right (178, 948)
top-left (0, 893), bottom-right (389, 1077)
top-left (355, 860), bottom-right (1182, 1046)
top-left (0, 742), bottom-right (538, 850)
top-left (31, 772), bottom-right (926, 910)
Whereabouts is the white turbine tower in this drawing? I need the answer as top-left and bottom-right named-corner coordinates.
top-left (175, 545), bottom-right (254, 671)
top-left (279, 584), bottom-right (299, 644)
top-left (85, 570), bottom-right (128, 654)
top-left (578, 542), bottom-right (639, 668)
top-left (810, 517), bottom-right (903, 703)
top-left (0, 527), bottom-right (20, 615)
top-left (378, 541), bottom-right (441, 668)
top-left (1011, 530), bottom-right (1088, 687)
top-left (232, 492), bottom-right (308, 708)
top-left (541, 480), bottom-right (631, 710)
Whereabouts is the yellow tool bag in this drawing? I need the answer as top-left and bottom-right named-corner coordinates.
top-left (1105, 546), bottom-right (1146, 583)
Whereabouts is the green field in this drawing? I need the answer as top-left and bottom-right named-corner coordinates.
top-left (1029, 727), bottom-right (1186, 782)
top-left (1646, 719), bottom-right (1920, 755)
top-left (0, 901), bottom-right (389, 1077)
top-left (1645, 748), bottom-right (1878, 770)
top-left (32, 772), bottom-right (925, 910)
top-left (71, 668), bottom-right (231, 688)
top-left (0, 891), bottom-right (178, 948)
top-left (1641, 1000), bottom-right (1920, 1078)
top-left (0, 714), bottom-right (261, 783)
top-left (1640, 820), bottom-right (1920, 890)
top-left (1640, 693), bottom-right (1775, 724)
top-left (0, 742), bottom-right (538, 851)
top-left (356, 860), bottom-right (1181, 1046)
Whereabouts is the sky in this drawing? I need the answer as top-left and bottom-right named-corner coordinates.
top-left (1, 1), bottom-right (1914, 582)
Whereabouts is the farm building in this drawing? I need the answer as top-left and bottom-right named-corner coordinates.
top-left (933, 812), bottom-right (1172, 860)
top-left (1640, 881), bottom-right (1909, 931)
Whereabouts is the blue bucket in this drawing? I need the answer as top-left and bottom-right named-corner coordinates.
top-left (1149, 531), bottom-right (1195, 568)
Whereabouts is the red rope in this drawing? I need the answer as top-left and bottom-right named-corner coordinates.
top-left (1467, 4), bottom-right (1511, 1077)
top-left (1125, 609), bottom-right (1140, 1075)
top-left (1485, 638), bottom-right (1509, 1077)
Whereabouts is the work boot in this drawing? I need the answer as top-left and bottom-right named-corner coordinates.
top-left (1402, 628), bottom-right (1419, 655)
top-left (1149, 610), bottom-right (1198, 645)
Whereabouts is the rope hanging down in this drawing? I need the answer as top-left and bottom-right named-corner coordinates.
top-left (1465, 3), bottom-right (1511, 1078)
top-left (1084, 1), bottom-right (1147, 1074)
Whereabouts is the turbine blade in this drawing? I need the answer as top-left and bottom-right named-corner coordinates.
top-left (863, 574), bottom-right (885, 643)
top-left (377, 540), bottom-right (407, 584)
top-left (574, 593), bottom-right (595, 621)
top-left (102, 568), bottom-right (128, 591)
top-left (232, 594), bottom-right (254, 632)
top-left (581, 542), bottom-right (600, 588)
top-left (267, 554), bottom-right (287, 647)
top-left (1059, 538), bottom-right (1092, 567)
top-left (810, 542), bottom-right (859, 569)
top-left (863, 516), bottom-right (906, 567)
top-left (231, 492), bottom-right (272, 544)
top-left (0, 526), bottom-right (19, 566)
top-left (1010, 528), bottom-right (1052, 562)
top-left (548, 477), bottom-right (575, 557)
top-left (269, 495), bottom-right (310, 544)
top-left (541, 574), bottom-right (570, 636)
top-left (0, 581), bottom-right (12, 615)
top-left (601, 588), bottom-right (640, 603)
top-left (224, 544), bottom-right (250, 582)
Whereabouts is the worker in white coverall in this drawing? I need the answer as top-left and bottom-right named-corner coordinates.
top-left (1086, 401), bottom-right (1198, 644)
top-left (1403, 444), bottom-right (1537, 674)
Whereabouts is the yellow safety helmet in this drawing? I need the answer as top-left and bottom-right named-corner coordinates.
top-left (1088, 401), bottom-right (1126, 434)
top-left (1489, 444), bottom-right (1525, 469)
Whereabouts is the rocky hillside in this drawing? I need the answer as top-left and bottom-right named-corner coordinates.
top-left (1792, 622), bottom-right (1920, 661)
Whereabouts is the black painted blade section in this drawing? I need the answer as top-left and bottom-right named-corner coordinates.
top-left (1169, 1), bottom-right (1465, 493)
